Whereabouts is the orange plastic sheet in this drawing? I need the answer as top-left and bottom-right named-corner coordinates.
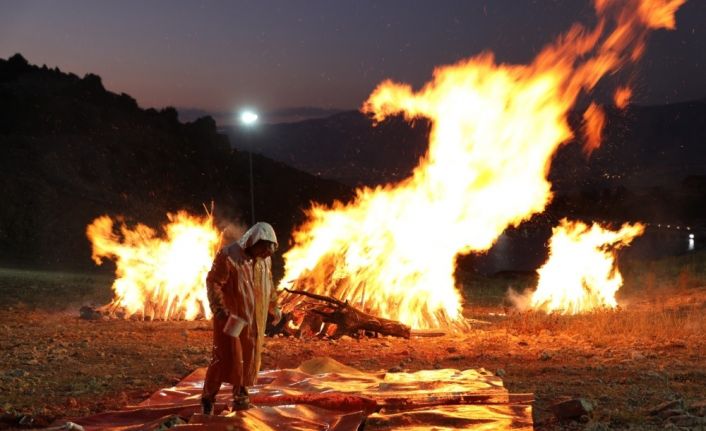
top-left (68, 357), bottom-right (532, 430)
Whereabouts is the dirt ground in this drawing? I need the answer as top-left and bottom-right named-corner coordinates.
top-left (1, 265), bottom-right (705, 430)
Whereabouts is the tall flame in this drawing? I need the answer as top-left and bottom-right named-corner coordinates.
top-left (280, 0), bottom-right (684, 329)
top-left (530, 219), bottom-right (645, 314)
top-left (87, 211), bottom-right (221, 320)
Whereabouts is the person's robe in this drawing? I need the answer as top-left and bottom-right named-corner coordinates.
top-left (202, 223), bottom-right (278, 398)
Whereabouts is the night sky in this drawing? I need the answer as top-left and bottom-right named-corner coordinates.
top-left (2, 0), bottom-right (705, 123)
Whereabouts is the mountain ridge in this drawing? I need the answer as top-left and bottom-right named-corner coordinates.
top-left (0, 54), bottom-right (352, 272)
top-left (227, 100), bottom-right (706, 191)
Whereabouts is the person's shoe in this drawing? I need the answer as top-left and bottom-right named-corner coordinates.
top-left (201, 398), bottom-right (214, 415)
top-left (232, 390), bottom-right (251, 411)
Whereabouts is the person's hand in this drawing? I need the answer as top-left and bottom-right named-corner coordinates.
top-left (215, 309), bottom-right (229, 321)
top-left (271, 307), bottom-right (282, 325)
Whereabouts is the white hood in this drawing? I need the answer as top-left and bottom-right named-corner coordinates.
top-left (238, 222), bottom-right (278, 250)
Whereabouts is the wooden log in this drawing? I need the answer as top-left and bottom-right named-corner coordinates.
top-left (284, 288), bottom-right (411, 339)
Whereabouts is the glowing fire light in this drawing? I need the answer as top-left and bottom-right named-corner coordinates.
top-left (530, 219), bottom-right (644, 314)
top-left (279, 0), bottom-right (684, 329)
top-left (614, 86), bottom-right (633, 109)
top-left (582, 103), bottom-right (606, 156)
top-left (86, 211), bottom-right (221, 320)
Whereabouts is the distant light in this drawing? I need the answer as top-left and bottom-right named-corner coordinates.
top-left (689, 233), bottom-right (695, 239)
top-left (240, 110), bottom-right (258, 125)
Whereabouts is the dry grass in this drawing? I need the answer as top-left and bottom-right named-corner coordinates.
top-left (0, 251), bottom-right (704, 429)
top-left (502, 303), bottom-right (706, 346)
top-left (462, 249), bottom-right (706, 345)
top-left (620, 250), bottom-right (706, 294)
top-left (0, 267), bottom-right (112, 311)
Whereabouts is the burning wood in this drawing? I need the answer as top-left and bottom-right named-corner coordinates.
top-left (79, 302), bottom-right (210, 321)
top-left (282, 288), bottom-right (411, 339)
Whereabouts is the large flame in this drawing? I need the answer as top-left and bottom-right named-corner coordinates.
top-left (87, 211), bottom-right (221, 320)
top-left (530, 219), bottom-right (645, 314)
top-left (280, 0), bottom-right (684, 329)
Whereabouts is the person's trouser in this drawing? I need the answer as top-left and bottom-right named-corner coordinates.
top-left (202, 315), bottom-right (248, 402)
top-left (241, 325), bottom-right (257, 386)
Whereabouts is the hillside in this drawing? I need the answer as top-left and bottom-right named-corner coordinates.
top-left (227, 98), bottom-right (706, 226)
top-left (228, 101), bottom-right (706, 192)
top-left (227, 111), bottom-right (431, 186)
top-left (0, 54), bottom-right (352, 271)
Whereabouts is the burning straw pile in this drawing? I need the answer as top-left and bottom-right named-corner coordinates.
top-left (85, 210), bottom-right (220, 321)
top-left (276, 0), bottom-right (679, 324)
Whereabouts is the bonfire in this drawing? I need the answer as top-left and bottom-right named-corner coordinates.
top-left (85, 0), bottom-right (684, 335)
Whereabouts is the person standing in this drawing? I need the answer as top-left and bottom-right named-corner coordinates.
top-left (200, 222), bottom-right (280, 414)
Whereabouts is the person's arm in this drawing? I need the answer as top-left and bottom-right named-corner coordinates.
top-left (265, 257), bottom-right (282, 324)
top-left (206, 250), bottom-right (229, 318)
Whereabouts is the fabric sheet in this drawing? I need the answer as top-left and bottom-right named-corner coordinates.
top-left (68, 357), bottom-right (532, 430)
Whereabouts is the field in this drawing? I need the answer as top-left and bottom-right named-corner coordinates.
top-left (1, 252), bottom-right (705, 430)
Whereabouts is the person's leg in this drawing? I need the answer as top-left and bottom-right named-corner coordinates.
top-left (232, 327), bottom-right (255, 410)
top-left (230, 331), bottom-right (247, 410)
top-left (202, 361), bottom-right (222, 413)
top-left (240, 326), bottom-right (257, 386)
top-left (231, 384), bottom-right (250, 410)
top-left (201, 316), bottom-right (231, 414)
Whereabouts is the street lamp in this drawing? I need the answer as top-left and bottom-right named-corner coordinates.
top-left (240, 110), bottom-right (258, 125)
top-left (239, 109), bottom-right (258, 225)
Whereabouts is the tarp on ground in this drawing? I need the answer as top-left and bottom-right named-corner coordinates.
top-left (68, 357), bottom-right (532, 430)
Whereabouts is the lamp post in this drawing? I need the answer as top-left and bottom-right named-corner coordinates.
top-left (240, 110), bottom-right (258, 226)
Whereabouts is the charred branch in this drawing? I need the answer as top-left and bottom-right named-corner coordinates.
top-left (283, 288), bottom-right (411, 339)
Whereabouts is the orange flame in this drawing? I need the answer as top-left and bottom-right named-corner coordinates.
top-left (582, 103), bottom-right (607, 156)
top-left (87, 211), bottom-right (221, 320)
top-left (614, 86), bottom-right (633, 109)
top-left (637, 0), bottom-right (685, 29)
top-left (280, 0), bottom-right (684, 329)
top-left (530, 219), bottom-right (644, 314)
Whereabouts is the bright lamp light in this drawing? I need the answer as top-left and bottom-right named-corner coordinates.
top-left (240, 110), bottom-right (258, 125)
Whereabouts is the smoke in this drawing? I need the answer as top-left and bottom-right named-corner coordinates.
top-left (506, 287), bottom-right (534, 312)
top-left (216, 221), bottom-right (247, 246)
top-left (209, 202), bottom-right (248, 246)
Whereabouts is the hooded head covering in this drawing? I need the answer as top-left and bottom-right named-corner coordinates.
top-left (238, 222), bottom-right (278, 250)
